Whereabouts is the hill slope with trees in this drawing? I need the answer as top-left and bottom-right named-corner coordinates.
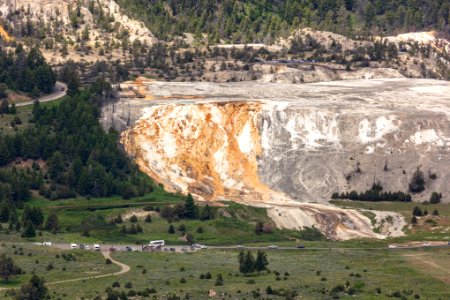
top-left (116, 0), bottom-right (450, 42)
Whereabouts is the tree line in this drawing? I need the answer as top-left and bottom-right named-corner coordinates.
top-left (116, 0), bottom-right (450, 42)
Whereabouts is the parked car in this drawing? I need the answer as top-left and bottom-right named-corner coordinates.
top-left (170, 248), bottom-right (176, 252)
top-left (181, 247), bottom-right (188, 252)
top-left (125, 246), bottom-right (133, 251)
top-left (296, 244), bottom-right (305, 249)
top-left (200, 245), bottom-right (208, 249)
top-left (43, 242), bottom-right (52, 247)
top-left (423, 243), bottom-right (431, 247)
top-left (109, 247), bottom-right (116, 252)
top-left (79, 244), bottom-right (85, 250)
top-left (70, 243), bottom-right (78, 250)
top-left (268, 245), bottom-right (278, 250)
top-left (94, 244), bottom-right (100, 251)
top-left (85, 245), bottom-right (91, 250)
top-left (388, 245), bottom-right (397, 249)
top-left (236, 245), bottom-right (245, 250)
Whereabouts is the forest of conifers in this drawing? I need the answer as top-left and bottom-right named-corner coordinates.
top-left (116, 0), bottom-right (450, 42)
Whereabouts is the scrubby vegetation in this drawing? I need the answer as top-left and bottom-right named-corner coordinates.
top-left (332, 183), bottom-right (412, 202)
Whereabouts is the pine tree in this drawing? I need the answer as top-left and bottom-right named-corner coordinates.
top-left (200, 204), bottom-right (214, 220)
top-left (168, 224), bottom-right (175, 234)
top-left (255, 250), bottom-right (269, 272)
top-left (21, 221), bottom-right (36, 238)
top-left (184, 193), bottom-right (197, 219)
top-left (238, 250), bottom-right (255, 275)
top-left (44, 211), bottom-right (60, 233)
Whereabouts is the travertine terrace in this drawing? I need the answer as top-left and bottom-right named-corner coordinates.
top-left (102, 78), bottom-right (450, 239)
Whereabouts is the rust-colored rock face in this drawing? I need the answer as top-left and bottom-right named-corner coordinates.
top-left (121, 101), bottom-right (281, 203)
top-left (110, 79), bottom-right (450, 240)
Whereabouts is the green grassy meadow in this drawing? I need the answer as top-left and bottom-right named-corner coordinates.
top-left (2, 245), bottom-right (450, 300)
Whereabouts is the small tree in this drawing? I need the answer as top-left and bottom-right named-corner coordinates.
top-left (186, 232), bottom-right (194, 244)
top-left (411, 216), bottom-right (417, 225)
top-left (238, 250), bottom-right (255, 276)
top-left (215, 274), bottom-right (224, 286)
top-left (184, 193), bottom-right (197, 219)
top-left (200, 204), bottom-right (214, 220)
top-left (129, 215), bottom-right (138, 223)
top-left (255, 221), bottom-right (264, 235)
top-left (144, 214), bottom-right (152, 223)
top-left (0, 254), bottom-right (22, 282)
top-left (44, 211), bottom-right (60, 233)
top-left (255, 250), bottom-right (269, 273)
top-left (432, 209), bottom-right (439, 216)
top-left (16, 275), bottom-right (48, 300)
top-left (21, 221), bottom-right (36, 238)
top-left (168, 224), bottom-right (175, 234)
top-left (412, 206), bottom-right (422, 217)
top-left (409, 167), bottom-right (425, 193)
top-left (430, 192), bottom-right (442, 204)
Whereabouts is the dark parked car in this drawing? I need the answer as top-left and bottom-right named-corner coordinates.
top-left (296, 244), bottom-right (305, 249)
top-left (125, 246), bottom-right (132, 251)
top-left (79, 244), bottom-right (85, 250)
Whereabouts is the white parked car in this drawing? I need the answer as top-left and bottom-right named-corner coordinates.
top-left (200, 245), bottom-right (208, 249)
top-left (268, 245), bottom-right (278, 250)
top-left (388, 245), bottom-right (397, 249)
top-left (85, 245), bottom-right (91, 250)
top-left (70, 243), bottom-right (78, 250)
top-left (43, 242), bottom-right (52, 246)
top-left (94, 244), bottom-right (101, 251)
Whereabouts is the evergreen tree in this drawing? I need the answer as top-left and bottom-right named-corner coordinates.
top-left (15, 275), bottom-right (48, 300)
top-left (184, 193), bottom-right (197, 219)
top-left (215, 274), bottom-right (224, 286)
top-left (21, 220), bottom-right (36, 238)
top-left (0, 254), bottom-right (22, 282)
top-left (430, 192), bottom-right (442, 204)
top-left (44, 211), bottom-right (60, 233)
top-left (238, 250), bottom-right (255, 275)
top-left (168, 224), bottom-right (175, 234)
top-left (200, 204), bottom-right (214, 220)
top-left (255, 250), bottom-right (269, 273)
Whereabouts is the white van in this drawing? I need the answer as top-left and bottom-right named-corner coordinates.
top-left (94, 244), bottom-right (100, 251)
top-left (43, 242), bottom-right (52, 246)
top-left (70, 243), bottom-right (77, 249)
top-left (149, 240), bottom-right (165, 246)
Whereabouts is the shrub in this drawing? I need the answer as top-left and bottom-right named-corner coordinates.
top-left (129, 215), bottom-right (138, 223)
top-left (112, 281), bottom-right (120, 288)
top-left (246, 279), bottom-right (255, 284)
top-left (215, 274), bottom-right (224, 286)
top-left (180, 277), bottom-right (186, 283)
top-left (105, 258), bottom-right (112, 264)
top-left (409, 168), bottom-right (425, 193)
top-left (430, 192), bottom-right (442, 204)
top-left (124, 282), bottom-right (132, 288)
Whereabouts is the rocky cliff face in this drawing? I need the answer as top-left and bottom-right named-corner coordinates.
top-left (118, 79), bottom-right (450, 203)
top-left (105, 78), bottom-right (450, 239)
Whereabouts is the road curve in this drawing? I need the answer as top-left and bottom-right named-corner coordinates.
top-left (16, 81), bottom-right (67, 107)
top-left (46, 251), bottom-right (130, 286)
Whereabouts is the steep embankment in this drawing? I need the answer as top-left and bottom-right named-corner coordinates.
top-left (111, 79), bottom-right (450, 239)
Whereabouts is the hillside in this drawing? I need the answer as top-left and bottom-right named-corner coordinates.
top-left (116, 0), bottom-right (450, 42)
top-left (0, 0), bottom-right (156, 64)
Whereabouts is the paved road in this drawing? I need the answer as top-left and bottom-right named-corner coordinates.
top-left (16, 81), bottom-right (67, 107)
top-left (45, 242), bottom-right (450, 253)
